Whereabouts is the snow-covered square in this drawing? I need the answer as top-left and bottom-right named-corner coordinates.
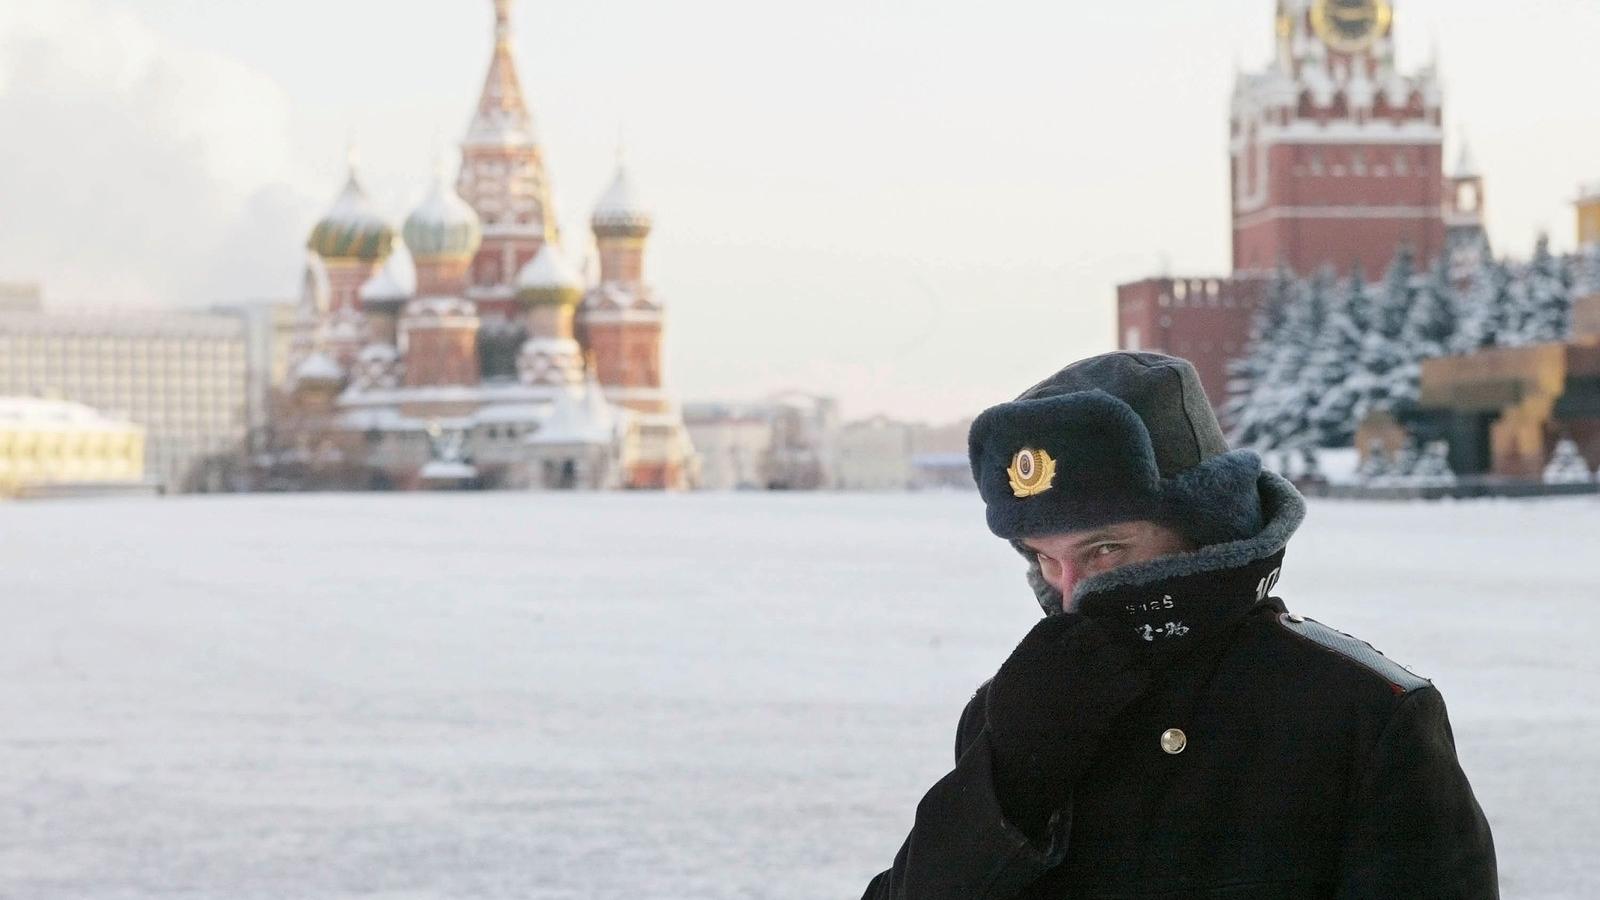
top-left (1, 492), bottom-right (1596, 898)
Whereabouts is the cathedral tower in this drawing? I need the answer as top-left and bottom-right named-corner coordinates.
top-left (577, 159), bottom-right (694, 488)
top-left (456, 0), bottom-right (557, 320)
top-left (581, 159), bottom-right (663, 412)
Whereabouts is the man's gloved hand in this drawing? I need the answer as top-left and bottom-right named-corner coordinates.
top-left (985, 613), bottom-right (1151, 843)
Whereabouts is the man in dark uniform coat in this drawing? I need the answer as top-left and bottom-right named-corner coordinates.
top-left (861, 352), bottom-right (1497, 899)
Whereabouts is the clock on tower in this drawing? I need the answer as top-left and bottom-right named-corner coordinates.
top-left (1310, 0), bottom-right (1393, 54)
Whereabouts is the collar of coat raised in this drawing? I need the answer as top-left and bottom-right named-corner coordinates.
top-left (1074, 546), bottom-right (1286, 655)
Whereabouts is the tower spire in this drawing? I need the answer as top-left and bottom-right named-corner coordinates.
top-left (494, 0), bottom-right (512, 42)
top-left (465, 0), bottom-right (537, 149)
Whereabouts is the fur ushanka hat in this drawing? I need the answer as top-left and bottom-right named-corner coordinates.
top-left (968, 351), bottom-right (1265, 549)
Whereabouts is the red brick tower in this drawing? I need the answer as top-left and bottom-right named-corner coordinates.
top-left (456, 0), bottom-right (556, 322)
top-left (1231, 0), bottom-right (1444, 277)
top-left (400, 298), bottom-right (481, 388)
top-left (1119, 0), bottom-right (1461, 413)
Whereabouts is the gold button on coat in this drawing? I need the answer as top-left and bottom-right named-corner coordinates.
top-left (1160, 728), bottom-right (1187, 755)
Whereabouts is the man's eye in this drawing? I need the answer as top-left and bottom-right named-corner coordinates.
top-left (1094, 544), bottom-right (1123, 558)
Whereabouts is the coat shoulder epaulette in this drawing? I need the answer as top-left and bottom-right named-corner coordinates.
top-left (1274, 611), bottom-right (1430, 696)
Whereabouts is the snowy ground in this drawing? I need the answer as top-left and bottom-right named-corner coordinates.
top-left (0, 491), bottom-right (1596, 899)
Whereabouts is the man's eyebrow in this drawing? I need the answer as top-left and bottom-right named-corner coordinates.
top-left (1022, 528), bottom-right (1127, 556)
top-left (1065, 528), bottom-right (1126, 550)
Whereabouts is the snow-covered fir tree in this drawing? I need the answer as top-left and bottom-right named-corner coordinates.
top-left (1403, 258), bottom-right (1461, 360)
top-left (1378, 442), bottom-right (1420, 487)
top-left (1224, 266), bottom-right (1296, 448)
top-left (1225, 238), bottom-right (1583, 454)
top-left (1542, 438), bottom-right (1594, 484)
top-left (1303, 269), bottom-right (1373, 447)
top-left (1410, 441), bottom-right (1458, 487)
top-left (1257, 269), bottom-right (1333, 450)
top-left (1383, 258), bottom-right (1462, 418)
top-left (1356, 440), bottom-right (1391, 482)
top-left (1348, 252), bottom-right (1418, 425)
top-left (1518, 235), bottom-right (1574, 344)
top-left (1455, 251), bottom-right (1518, 352)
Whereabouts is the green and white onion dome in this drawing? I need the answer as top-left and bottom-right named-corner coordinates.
top-left (307, 167), bottom-right (396, 263)
top-left (402, 163), bottom-right (483, 263)
top-left (590, 164), bottom-right (652, 238)
top-left (515, 241), bottom-right (585, 306)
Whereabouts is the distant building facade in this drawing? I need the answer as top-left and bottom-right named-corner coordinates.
top-left (836, 416), bottom-right (914, 490)
top-left (0, 282), bottom-right (42, 313)
top-left (683, 402), bottom-right (774, 490)
top-left (0, 308), bottom-right (248, 489)
top-left (0, 397), bottom-right (146, 498)
top-left (683, 401), bottom-right (976, 492)
top-left (1118, 0), bottom-right (1485, 413)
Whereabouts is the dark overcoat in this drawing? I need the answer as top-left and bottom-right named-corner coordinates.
top-left (862, 474), bottom-right (1497, 899)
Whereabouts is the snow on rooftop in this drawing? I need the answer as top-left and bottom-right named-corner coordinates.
top-left (526, 374), bottom-right (615, 446)
top-left (293, 351), bottom-right (343, 384)
top-left (0, 396), bottom-right (137, 431)
top-left (591, 163), bottom-right (652, 230)
top-left (514, 241), bottom-right (583, 292)
top-left (419, 459), bottom-right (478, 480)
top-left (318, 169), bottom-right (390, 231)
top-left (358, 238), bottom-right (417, 303)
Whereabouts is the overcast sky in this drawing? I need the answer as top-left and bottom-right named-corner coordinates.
top-left (1, 0), bottom-right (1596, 421)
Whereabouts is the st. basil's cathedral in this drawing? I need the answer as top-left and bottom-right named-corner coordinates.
top-left (281, 0), bottom-right (694, 490)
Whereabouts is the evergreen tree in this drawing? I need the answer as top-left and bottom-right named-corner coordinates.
top-left (1224, 266), bottom-right (1296, 448)
top-left (1456, 253), bottom-right (1517, 351)
top-left (1403, 257), bottom-right (1461, 359)
top-left (1519, 234), bottom-right (1574, 344)
top-left (1259, 268), bottom-right (1333, 449)
top-left (1303, 269), bottom-right (1373, 447)
top-left (1384, 258), bottom-right (1461, 418)
top-left (1342, 250), bottom-right (1420, 428)
top-left (1502, 259), bottom-right (1536, 346)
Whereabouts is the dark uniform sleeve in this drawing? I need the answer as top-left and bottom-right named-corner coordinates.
top-left (860, 684), bottom-right (1069, 900)
top-left (1335, 685), bottom-right (1499, 899)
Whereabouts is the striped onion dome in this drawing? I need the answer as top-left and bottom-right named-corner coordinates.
top-left (306, 163), bottom-right (396, 263)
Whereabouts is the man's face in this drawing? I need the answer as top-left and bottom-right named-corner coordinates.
top-left (1020, 520), bottom-right (1195, 611)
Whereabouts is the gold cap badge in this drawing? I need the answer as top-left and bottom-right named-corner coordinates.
top-left (1007, 447), bottom-right (1056, 498)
